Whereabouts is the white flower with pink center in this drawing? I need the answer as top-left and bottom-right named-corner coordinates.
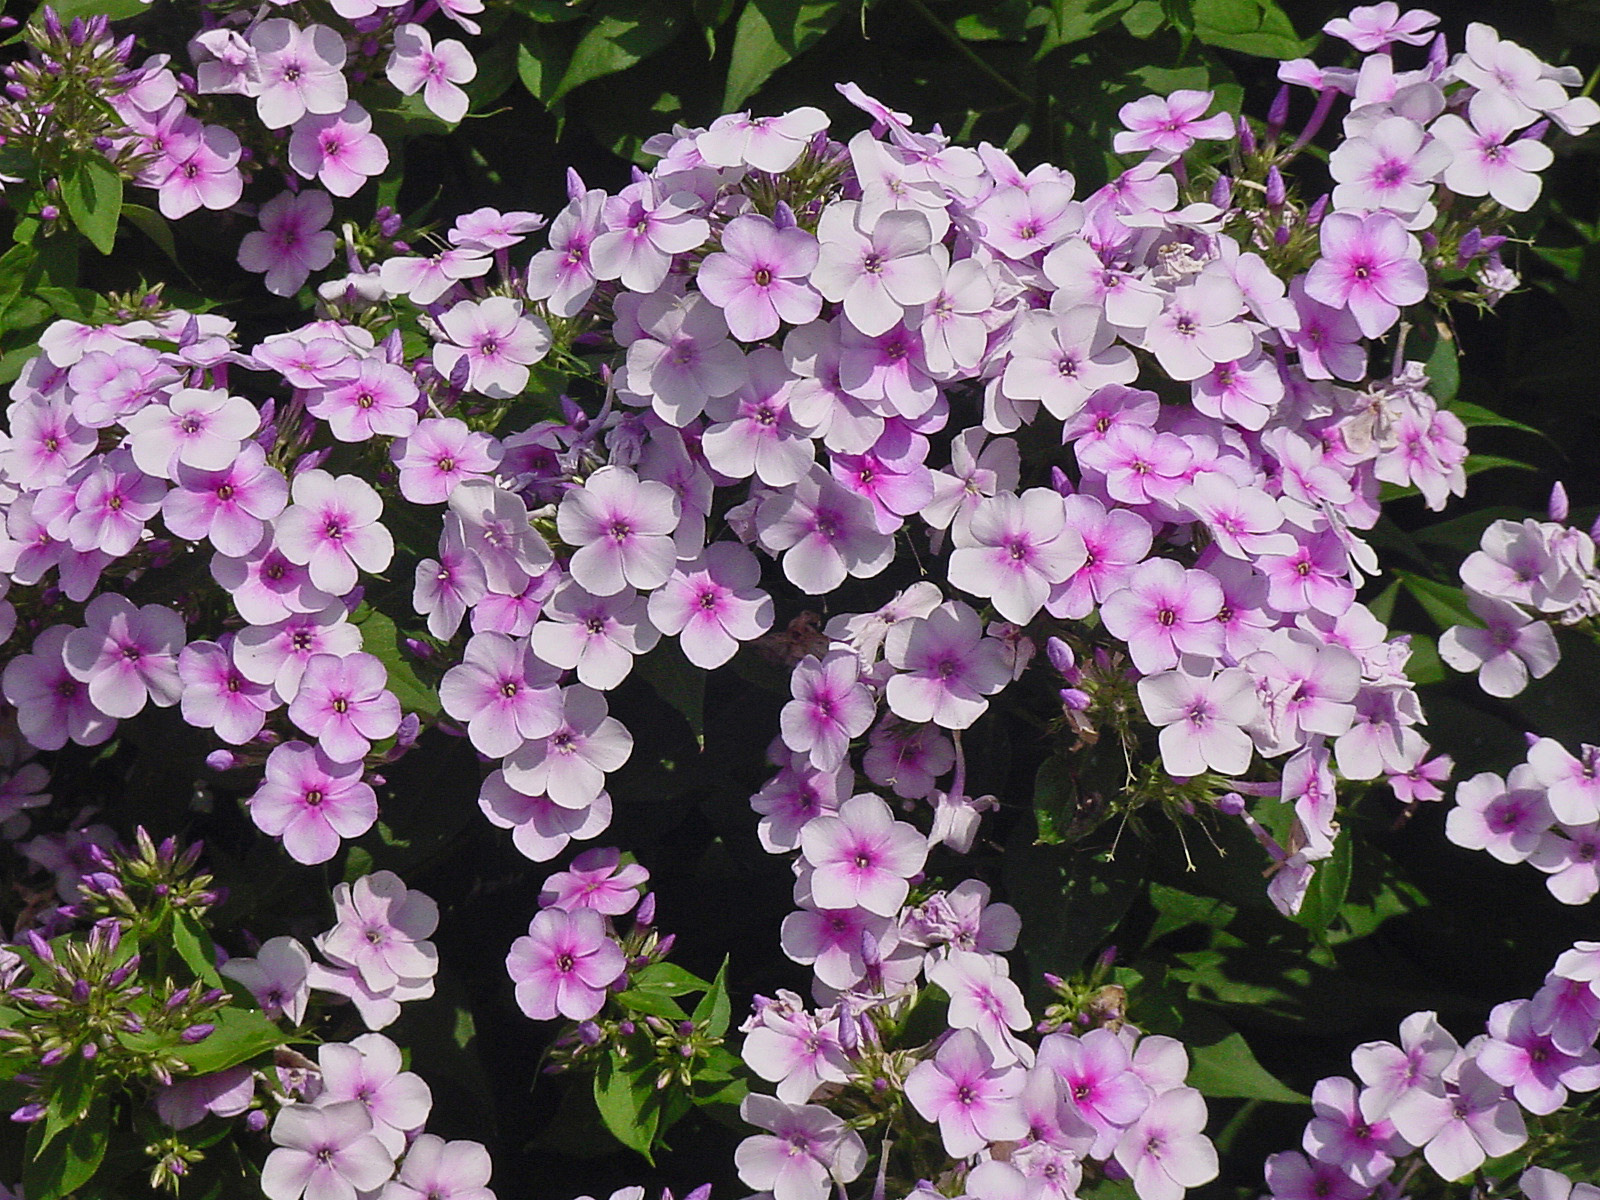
top-left (798, 792), bottom-right (927, 917)
top-left (556, 465), bottom-right (680, 597)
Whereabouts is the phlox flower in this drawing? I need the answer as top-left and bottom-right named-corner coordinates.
top-left (439, 630), bottom-right (562, 757)
top-left (1329, 115), bottom-right (1448, 222)
top-left (811, 202), bottom-right (942, 337)
top-left (1046, 494), bottom-right (1152, 620)
top-left (1521, 1167), bottom-right (1600, 1200)
top-left (1430, 110), bottom-right (1554, 212)
top-left (1001, 307), bottom-right (1139, 419)
top-left (1044, 237), bottom-right (1164, 329)
top-left (306, 959), bottom-right (434, 1032)
top-left (697, 106), bottom-right (830, 172)
top-left (780, 651), bottom-right (877, 772)
top-left (1397, 1059), bottom-right (1526, 1182)
top-left (318, 871), bottom-right (439, 994)
top-left (1478, 998), bottom-right (1600, 1114)
top-left (755, 467), bottom-right (894, 594)
top-left (1353, 1009), bottom-right (1461, 1120)
top-left (316, 1034), bottom-right (432, 1157)
top-left (1138, 666), bottom-right (1258, 778)
top-left (123, 387), bottom-right (259, 480)
top-left (883, 601), bottom-right (1011, 730)
top-left (238, 190), bottom-right (337, 297)
top-left (742, 993), bottom-right (850, 1105)
top-left (505, 906), bottom-right (625, 1021)
top-left (232, 605), bottom-right (362, 702)
top-left (306, 358), bottom-right (419, 443)
top-left (780, 900), bottom-right (893, 991)
top-left (1075, 423), bottom-right (1194, 510)
top-left (648, 541), bottom-right (774, 669)
top-left (250, 20), bottom-right (348, 130)
top-left (948, 488), bottom-right (1087, 624)
top-left (478, 770), bottom-right (612, 862)
top-left (274, 469), bottom-right (394, 596)
top-left (3, 395), bottom-right (95, 486)
top-left (178, 640), bottom-right (276, 745)
top-left (927, 951), bottom-right (1032, 1066)
top-left (799, 792), bottom-right (927, 916)
top-left (386, 24), bottom-right (477, 125)
top-left (526, 187), bottom-right (606, 317)
top-left (1190, 353), bottom-right (1285, 431)
top-left (973, 182), bottom-right (1082, 260)
top-left (382, 1134), bottom-right (494, 1200)
top-left (1100, 559), bottom-right (1224, 673)
top-left (433, 297), bottom-right (551, 399)
top-left (1262, 1151), bottom-right (1367, 1200)
top-left (249, 741), bottom-right (377, 866)
top-left (531, 584), bottom-right (660, 690)
top-left (557, 464), bottom-right (680, 596)
top-left (1257, 532), bottom-right (1356, 617)
top-left (539, 847), bottom-right (649, 916)
top-left (967, 1141), bottom-right (1084, 1200)
top-left (1, 624), bottom-right (118, 750)
top-left (751, 754), bottom-right (847, 854)
top-left (1439, 594), bottom-right (1559, 698)
top-left (211, 534), bottom-right (335, 624)
top-left (62, 593), bottom-right (185, 720)
top-left (622, 292), bottom-right (746, 425)
top-left (1304, 211), bottom-right (1429, 339)
top-left (164, 443), bottom-right (289, 557)
top-left (288, 102), bottom-right (388, 198)
top-left (1286, 279), bottom-right (1368, 381)
top-left (699, 214), bottom-right (822, 342)
top-left (219, 936), bottom-right (312, 1024)
top-left (1323, 3), bottom-right (1438, 51)
top-left (1445, 766), bottom-right (1552, 864)
top-left (156, 125), bottom-right (244, 219)
top-left (1301, 1076), bottom-right (1406, 1187)
top-left (1113, 1087), bottom-right (1218, 1200)
top-left (260, 1101), bottom-right (394, 1200)
top-left (501, 685), bottom-right (633, 810)
top-left (702, 348), bottom-right (816, 487)
top-left (64, 452), bottom-right (166, 557)
top-left (380, 245), bottom-right (490, 306)
top-left (1141, 274), bottom-right (1253, 382)
top-left (734, 1093), bottom-right (867, 1200)
top-left (925, 428), bottom-right (1019, 540)
top-left (591, 180), bottom-right (709, 294)
top-left (862, 719), bottom-right (954, 801)
top-left (1114, 90), bottom-right (1233, 155)
top-left (1453, 23), bottom-right (1568, 131)
top-left (1527, 738), bottom-right (1600, 825)
top-left (448, 478), bottom-right (552, 593)
top-left (1038, 1028), bottom-right (1152, 1157)
top-left (905, 1029), bottom-right (1029, 1158)
top-left (155, 1065), bottom-right (252, 1130)
top-left (392, 418), bottom-right (501, 505)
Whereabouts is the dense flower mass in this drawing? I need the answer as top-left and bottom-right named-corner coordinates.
top-left (0, 0), bottom-right (1599, 1197)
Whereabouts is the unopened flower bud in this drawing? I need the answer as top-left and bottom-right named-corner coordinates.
top-left (1550, 481), bottom-right (1570, 522)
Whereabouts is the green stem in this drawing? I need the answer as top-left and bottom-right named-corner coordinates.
top-left (899, 0), bottom-right (1034, 108)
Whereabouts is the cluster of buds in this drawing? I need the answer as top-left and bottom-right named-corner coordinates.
top-left (1038, 947), bottom-right (1131, 1035)
top-left (72, 826), bottom-right (223, 927)
top-left (0, 917), bottom-right (228, 1123)
top-left (0, 7), bottom-right (150, 197)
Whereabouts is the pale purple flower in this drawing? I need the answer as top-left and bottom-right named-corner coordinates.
top-left (289, 102), bottom-right (389, 197)
top-left (1398, 1060), bottom-right (1526, 1182)
top-left (1353, 1010), bottom-right (1461, 1121)
top-left (799, 792), bottom-right (927, 916)
top-left (751, 754), bottom-right (847, 854)
top-left (1138, 667), bottom-right (1258, 778)
top-left (1287, 279), bottom-right (1370, 382)
top-left (1001, 307), bottom-right (1139, 420)
top-left (448, 478), bottom-right (552, 593)
top-left (647, 541), bottom-right (774, 669)
top-left (380, 245), bottom-right (490, 306)
top-left (318, 872), bottom-right (439, 994)
top-left (781, 652), bottom-right (877, 773)
top-left (1521, 1167), bottom-right (1600, 1200)
top-left (156, 125), bottom-right (244, 219)
top-left (238, 190), bottom-right (337, 297)
top-left (734, 1093), bottom-right (867, 1200)
top-left (623, 292), bottom-right (746, 425)
top-left (249, 741), bottom-right (378, 865)
top-left (232, 605), bottom-right (362, 702)
top-left (261, 1101), bottom-right (394, 1200)
top-left (392, 418), bottom-right (501, 505)
top-left (697, 106), bottom-right (829, 172)
top-left (927, 951), bottom-right (1032, 1066)
top-left (1439, 595), bottom-right (1559, 698)
top-left (883, 601), bottom-right (1011, 730)
top-left (811, 202), bottom-right (942, 337)
top-left (779, 903), bottom-right (892, 991)
top-left (591, 180), bottom-right (709, 294)
top-left (1478, 998), bottom-right (1600, 1115)
top-left (1304, 211), bottom-right (1429, 339)
top-left (1329, 115), bottom-right (1448, 221)
top-left (479, 770), bottom-right (612, 862)
top-left (288, 651), bottom-right (402, 763)
top-left (1, 625), bottom-right (118, 750)
top-left (557, 465), bottom-right (680, 596)
top-left (380, 1134), bottom-right (494, 1200)
top-left (1257, 532), bottom-right (1356, 617)
top-left (948, 488), bottom-right (1087, 624)
top-left (306, 358), bottom-right (419, 443)
top-left (1446, 766), bottom-right (1553, 864)
top-left (1039, 1028), bottom-right (1153, 1157)
top-left (1527, 738), bottom-right (1600, 825)
top-left (220, 936), bottom-right (312, 1024)
top-left (179, 640), bottom-right (276, 745)
top-left (1324, 3), bottom-right (1439, 51)
top-left (316, 1034), bottom-right (432, 1156)
top-left (505, 906), bottom-right (625, 1021)
top-left (1046, 494), bottom-right (1152, 620)
top-left (155, 1066), bottom-right (256, 1130)
top-left (164, 443), bottom-right (289, 557)
top-left (698, 214), bottom-right (822, 342)
top-left (501, 684), bottom-right (633, 810)
top-left (1101, 559), bottom-right (1224, 673)
top-left (539, 847), bottom-right (649, 916)
top-left (531, 584), bottom-right (660, 690)
top-left (1530, 823), bottom-right (1600, 905)
top-left (385, 25), bottom-right (477, 125)
top-left (1453, 23), bottom-right (1568, 131)
top-left (250, 20), bottom-right (349, 130)
top-left (702, 347), bottom-right (816, 487)
top-left (1190, 353), bottom-right (1285, 431)
top-left (862, 719), bottom-right (954, 800)
top-left (920, 257), bottom-right (997, 377)
top-left (1430, 110), bottom-right (1554, 212)
top-left (526, 187), bottom-right (605, 317)
top-left (756, 467), bottom-right (894, 594)
top-left (905, 1029), bottom-right (1029, 1157)
top-left (1113, 1087), bottom-right (1218, 1200)
top-left (62, 593), bottom-right (185, 720)
top-left (1262, 1151), bottom-right (1367, 1200)
top-left (434, 297), bottom-right (551, 399)
top-left (741, 992), bottom-right (849, 1105)
top-left (1142, 274), bottom-right (1254, 382)
top-left (64, 452), bottom-right (165, 557)
top-left (275, 469), bottom-right (394, 596)
top-left (1114, 90), bottom-right (1233, 155)
top-left (439, 630), bottom-right (561, 757)
top-left (1302, 1076), bottom-right (1405, 1187)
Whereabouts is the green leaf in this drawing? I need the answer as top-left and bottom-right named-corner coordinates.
top-left (549, 0), bottom-right (687, 105)
top-left (614, 988), bottom-right (692, 1020)
top-left (120, 203), bottom-right (181, 267)
top-left (1036, 0), bottom-right (1137, 55)
top-left (353, 608), bottom-right (441, 718)
top-left (692, 956), bottom-right (732, 1039)
top-left (1421, 323), bottom-right (1460, 404)
top-left (165, 1006), bottom-right (287, 1075)
top-left (28, 0), bottom-right (149, 28)
top-left (593, 1054), bottom-right (659, 1161)
top-left (39, 1056), bottom-right (96, 1151)
top-left (171, 912), bottom-right (226, 990)
top-left (1464, 453), bottom-right (1537, 477)
top-left (634, 638), bottom-right (705, 747)
top-left (723, 0), bottom-right (848, 110)
top-left (1395, 570), bottom-right (1478, 632)
top-left (1120, 0), bottom-right (1166, 37)
top-left (1447, 401), bottom-right (1546, 439)
top-left (1185, 1020), bottom-right (1306, 1101)
top-left (59, 158), bottom-right (123, 256)
top-left (1190, 0), bottom-right (1306, 57)
top-left (24, 1096), bottom-right (109, 1200)
top-left (631, 961), bottom-right (712, 995)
